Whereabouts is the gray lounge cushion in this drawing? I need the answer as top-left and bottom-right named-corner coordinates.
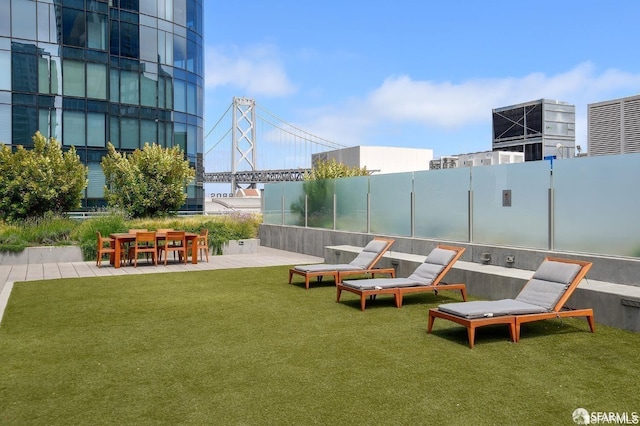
top-left (349, 240), bottom-right (390, 269)
top-left (341, 277), bottom-right (421, 290)
top-left (531, 260), bottom-right (581, 284)
top-left (406, 248), bottom-right (457, 285)
top-left (425, 248), bottom-right (457, 266)
top-left (438, 299), bottom-right (547, 319)
top-left (407, 263), bottom-right (444, 285)
top-left (294, 264), bottom-right (363, 273)
top-left (515, 261), bottom-right (582, 310)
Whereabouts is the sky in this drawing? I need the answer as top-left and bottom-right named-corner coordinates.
top-left (202, 0), bottom-right (640, 163)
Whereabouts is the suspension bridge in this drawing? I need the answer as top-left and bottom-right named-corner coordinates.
top-left (203, 97), bottom-right (347, 192)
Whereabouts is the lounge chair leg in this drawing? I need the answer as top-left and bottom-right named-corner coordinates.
top-left (336, 287), bottom-right (342, 302)
top-left (460, 287), bottom-right (468, 302)
top-left (288, 270), bottom-right (293, 284)
top-left (427, 314), bottom-right (435, 333)
top-left (514, 322), bottom-right (522, 342)
top-left (360, 295), bottom-right (367, 311)
top-left (586, 314), bottom-right (596, 333)
top-left (395, 292), bottom-right (402, 308)
top-left (467, 326), bottom-right (476, 349)
top-left (305, 277), bottom-right (310, 290)
top-left (508, 322), bottom-right (517, 343)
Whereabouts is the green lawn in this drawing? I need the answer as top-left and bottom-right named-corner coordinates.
top-left (1, 266), bottom-right (638, 425)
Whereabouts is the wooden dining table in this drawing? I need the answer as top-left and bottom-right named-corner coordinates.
top-left (109, 232), bottom-right (199, 268)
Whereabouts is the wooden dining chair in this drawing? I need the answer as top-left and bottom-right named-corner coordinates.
top-left (124, 229), bottom-right (148, 264)
top-left (129, 231), bottom-right (158, 267)
top-left (158, 231), bottom-right (187, 265)
top-left (155, 228), bottom-right (174, 256)
top-left (189, 228), bottom-right (209, 262)
top-left (96, 231), bottom-right (116, 268)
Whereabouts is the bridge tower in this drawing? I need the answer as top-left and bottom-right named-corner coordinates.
top-left (231, 97), bottom-right (257, 190)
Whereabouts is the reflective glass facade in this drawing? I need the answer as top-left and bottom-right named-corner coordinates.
top-left (0, 0), bottom-right (204, 210)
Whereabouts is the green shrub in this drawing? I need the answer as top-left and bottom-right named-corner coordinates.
top-left (0, 214), bottom-right (76, 252)
top-left (70, 211), bottom-right (129, 261)
top-left (19, 214), bottom-right (77, 246)
top-left (102, 142), bottom-right (195, 218)
top-left (0, 132), bottom-right (87, 222)
top-left (0, 213), bottom-right (261, 260)
top-left (0, 234), bottom-right (29, 253)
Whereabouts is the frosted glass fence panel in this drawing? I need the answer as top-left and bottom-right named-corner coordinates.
top-left (554, 153), bottom-right (640, 257)
top-left (472, 162), bottom-right (550, 249)
top-left (283, 181), bottom-right (306, 226)
top-left (263, 183), bottom-right (283, 225)
top-left (335, 176), bottom-right (368, 232)
top-left (369, 172), bottom-right (412, 236)
top-left (414, 168), bottom-right (470, 242)
top-left (302, 178), bottom-right (336, 229)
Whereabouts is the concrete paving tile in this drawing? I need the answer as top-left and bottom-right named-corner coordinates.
top-left (42, 263), bottom-right (62, 280)
top-left (26, 264), bottom-right (44, 281)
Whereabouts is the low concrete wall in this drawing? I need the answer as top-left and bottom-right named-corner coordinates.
top-left (221, 239), bottom-right (260, 255)
top-left (260, 224), bottom-right (640, 332)
top-left (259, 224), bottom-right (640, 287)
top-left (0, 246), bottom-right (83, 265)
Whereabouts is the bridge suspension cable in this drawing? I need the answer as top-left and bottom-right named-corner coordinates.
top-left (203, 97), bottom-right (350, 191)
top-left (254, 103), bottom-right (347, 150)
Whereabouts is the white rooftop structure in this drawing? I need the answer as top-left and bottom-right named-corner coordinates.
top-left (457, 151), bottom-right (524, 167)
top-left (588, 93), bottom-right (640, 156)
top-left (312, 146), bottom-right (433, 174)
top-left (205, 189), bottom-right (261, 215)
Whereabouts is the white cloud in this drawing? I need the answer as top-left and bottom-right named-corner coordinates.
top-left (366, 62), bottom-right (640, 127)
top-left (205, 45), bottom-right (296, 96)
top-left (296, 62), bottom-right (640, 147)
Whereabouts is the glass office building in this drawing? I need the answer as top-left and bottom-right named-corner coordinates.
top-left (0, 0), bottom-right (204, 210)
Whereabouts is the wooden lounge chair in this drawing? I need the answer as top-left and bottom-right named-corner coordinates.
top-left (288, 237), bottom-right (395, 290)
top-left (337, 245), bottom-right (466, 311)
top-left (427, 257), bottom-right (593, 348)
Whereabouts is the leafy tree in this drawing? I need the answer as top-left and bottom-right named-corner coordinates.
top-left (101, 142), bottom-right (195, 218)
top-left (305, 158), bottom-right (369, 180)
top-left (0, 132), bottom-right (87, 221)
top-left (291, 158), bottom-right (369, 226)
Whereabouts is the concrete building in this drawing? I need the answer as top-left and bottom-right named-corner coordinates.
top-left (429, 156), bottom-right (459, 170)
top-left (312, 146), bottom-right (433, 174)
top-left (492, 99), bottom-right (576, 161)
top-left (0, 0), bottom-right (205, 210)
top-left (457, 151), bottom-right (524, 167)
top-left (588, 94), bottom-right (640, 156)
top-left (430, 151), bottom-right (524, 169)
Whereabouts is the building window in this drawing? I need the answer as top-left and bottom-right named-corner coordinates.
top-left (63, 111), bottom-right (86, 146)
top-left (12, 1), bottom-right (37, 41)
top-left (120, 69), bottom-right (139, 105)
top-left (12, 51), bottom-right (38, 93)
top-left (119, 22), bottom-right (140, 59)
top-left (87, 62), bottom-right (107, 99)
top-left (87, 13), bottom-right (108, 50)
top-left (121, 118), bottom-right (139, 149)
top-left (63, 60), bottom-right (86, 97)
top-left (12, 106), bottom-right (38, 146)
top-left (140, 73), bottom-right (158, 107)
top-left (63, 8), bottom-right (86, 48)
top-left (87, 113), bottom-right (106, 147)
top-left (141, 119), bottom-right (157, 145)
